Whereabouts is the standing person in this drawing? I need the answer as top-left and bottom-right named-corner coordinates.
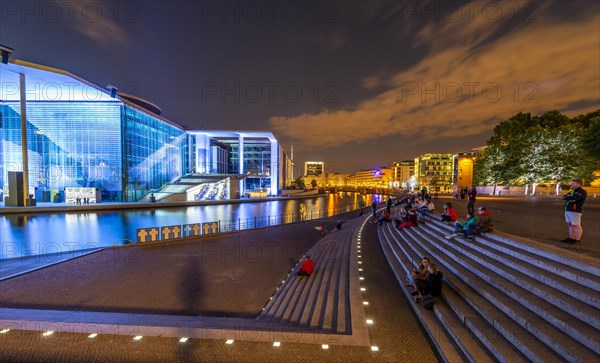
top-left (386, 196), bottom-right (392, 214)
top-left (561, 179), bottom-right (587, 244)
top-left (371, 200), bottom-right (377, 220)
top-left (467, 185), bottom-right (477, 215)
top-left (299, 203), bottom-right (306, 221)
top-left (420, 186), bottom-right (427, 200)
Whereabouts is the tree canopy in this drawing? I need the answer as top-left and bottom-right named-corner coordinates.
top-left (474, 109), bottom-right (599, 190)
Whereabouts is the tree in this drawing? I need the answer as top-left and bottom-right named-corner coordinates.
top-left (582, 117), bottom-right (600, 160)
top-left (473, 144), bottom-right (508, 195)
top-left (293, 177), bottom-right (306, 189)
top-left (310, 179), bottom-right (318, 189)
top-left (476, 109), bottom-right (599, 194)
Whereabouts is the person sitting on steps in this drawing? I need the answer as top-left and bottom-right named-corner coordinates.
top-left (414, 263), bottom-right (444, 302)
top-left (474, 207), bottom-right (494, 234)
top-left (441, 202), bottom-right (458, 223)
top-left (445, 212), bottom-right (478, 239)
top-left (396, 210), bottom-right (418, 230)
top-left (297, 256), bottom-right (315, 277)
top-left (408, 257), bottom-right (430, 293)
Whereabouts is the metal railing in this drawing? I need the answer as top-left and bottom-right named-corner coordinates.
top-left (217, 203), bottom-right (365, 233)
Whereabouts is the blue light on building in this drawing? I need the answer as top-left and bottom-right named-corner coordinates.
top-left (0, 59), bottom-right (290, 202)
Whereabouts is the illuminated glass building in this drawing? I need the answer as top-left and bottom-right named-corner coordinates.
top-left (188, 131), bottom-right (290, 197)
top-left (1, 59), bottom-right (288, 202)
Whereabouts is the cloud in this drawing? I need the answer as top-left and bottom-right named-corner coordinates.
top-left (270, 1), bottom-right (600, 150)
top-left (69, 2), bottom-right (129, 48)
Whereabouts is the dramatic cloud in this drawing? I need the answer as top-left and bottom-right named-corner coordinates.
top-left (69, 2), bottom-right (130, 48)
top-left (270, 1), bottom-right (600, 150)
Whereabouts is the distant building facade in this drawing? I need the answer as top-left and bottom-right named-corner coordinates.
top-left (414, 154), bottom-right (454, 192)
top-left (304, 161), bottom-right (324, 176)
top-left (349, 168), bottom-right (392, 188)
top-left (391, 160), bottom-right (415, 188)
top-left (454, 147), bottom-right (485, 190)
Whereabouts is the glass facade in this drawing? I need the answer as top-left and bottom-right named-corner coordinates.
top-left (1, 61), bottom-right (289, 203)
top-left (1, 101), bottom-right (123, 200)
top-left (122, 106), bottom-right (187, 201)
top-left (189, 132), bottom-right (288, 197)
top-left (0, 61), bottom-right (189, 202)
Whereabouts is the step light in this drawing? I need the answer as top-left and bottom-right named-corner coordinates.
top-left (179, 337), bottom-right (189, 343)
top-left (88, 333), bottom-right (97, 339)
top-left (273, 341), bottom-right (281, 347)
top-left (322, 344), bottom-right (329, 350)
top-left (225, 339), bottom-right (234, 345)
top-left (42, 331), bottom-right (54, 337)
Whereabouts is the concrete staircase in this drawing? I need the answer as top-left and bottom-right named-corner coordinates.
top-left (258, 218), bottom-right (363, 334)
top-left (377, 215), bottom-right (600, 363)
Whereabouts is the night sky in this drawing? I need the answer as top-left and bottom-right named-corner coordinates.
top-left (1, 0), bottom-right (598, 174)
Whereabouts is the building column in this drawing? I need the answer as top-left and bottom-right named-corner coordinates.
top-left (270, 141), bottom-right (278, 196)
top-left (238, 135), bottom-right (244, 195)
top-left (19, 73), bottom-right (30, 205)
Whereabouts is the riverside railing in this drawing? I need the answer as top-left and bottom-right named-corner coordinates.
top-left (135, 202), bottom-right (371, 243)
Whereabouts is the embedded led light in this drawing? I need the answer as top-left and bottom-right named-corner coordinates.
top-left (359, 277), bottom-right (365, 280)
top-left (180, 337), bottom-right (189, 343)
top-left (133, 335), bottom-right (143, 341)
top-left (363, 301), bottom-right (369, 305)
top-left (358, 261), bottom-right (362, 264)
top-left (42, 331), bottom-right (54, 337)
top-left (366, 319), bottom-right (374, 325)
top-left (225, 339), bottom-right (234, 345)
top-left (359, 268), bottom-right (363, 271)
top-left (358, 255), bottom-right (362, 258)
top-left (322, 344), bottom-right (329, 350)
top-left (273, 341), bottom-right (281, 347)
top-left (371, 346), bottom-right (379, 352)
top-left (361, 287), bottom-right (366, 291)
top-left (88, 333), bottom-right (97, 339)
top-left (0, 329), bottom-right (10, 334)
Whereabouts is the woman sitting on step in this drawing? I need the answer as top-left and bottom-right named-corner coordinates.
top-left (409, 257), bottom-right (431, 290)
top-left (445, 212), bottom-right (478, 239)
top-left (440, 202), bottom-right (458, 223)
top-left (416, 264), bottom-right (444, 297)
top-left (396, 210), bottom-right (418, 230)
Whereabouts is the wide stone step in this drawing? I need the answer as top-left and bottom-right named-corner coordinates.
top-left (414, 226), bottom-right (600, 356)
top-left (402, 227), bottom-right (599, 362)
top-left (385, 223), bottom-right (562, 362)
top-left (425, 222), bottom-right (600, 317)
top-left (419, 225), bottom-right (600, 333)
top-left (425, 215), bottom-right (600, 291)
top-left (376, 225), bottom-right (467, 362)
top-left (270, 232), bottom-right (341, 325)
top-left (260, 218), bottom-right (361, 334)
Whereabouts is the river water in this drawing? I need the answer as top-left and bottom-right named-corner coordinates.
top-left (0, 193), bottom-right (381, 259)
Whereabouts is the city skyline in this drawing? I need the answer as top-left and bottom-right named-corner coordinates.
top-left (1, 0), bottom-right (598, 173)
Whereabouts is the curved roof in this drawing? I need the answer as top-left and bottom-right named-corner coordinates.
top-left (118, 93), bottom-right (162, 115)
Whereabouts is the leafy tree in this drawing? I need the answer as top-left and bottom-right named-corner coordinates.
top-left (293, 177), bottom-right (306, 189)
top-left (310, 179), bottom-right (318, 189)
top-left (582, 117), bottom-right (600, 160)
top-left (475, 109), bottom-right (599, 194)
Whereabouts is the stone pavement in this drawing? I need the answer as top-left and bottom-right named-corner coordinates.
top-left (0, 210), bottom-right (438, 362)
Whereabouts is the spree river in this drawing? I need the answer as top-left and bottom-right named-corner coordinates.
top-left (0, 193), bottom-right (381, 259)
